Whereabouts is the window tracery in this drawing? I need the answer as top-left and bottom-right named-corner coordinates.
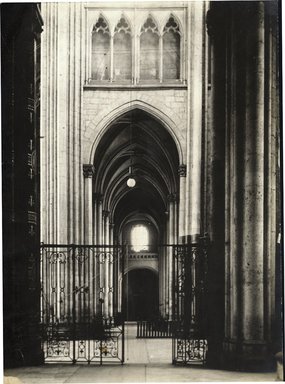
top-left (91, 16), bottom-right (111, 80)
top-left (90, 13), bottom-right (182, 83)
top-left (114, 17), bottom-right (132, 81)
top-left (163, 16), bottom-right (181, 80)
top-left (114, 17), bottom-right (131, 35)
top-left (140, 16), bottom-right (159, 81)
top-left (140, 16), bottom-right (159, 35)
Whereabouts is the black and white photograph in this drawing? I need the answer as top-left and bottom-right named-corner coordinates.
top-left (1, 1), bottom-right (283, 382)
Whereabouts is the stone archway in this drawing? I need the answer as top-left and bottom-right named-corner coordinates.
top-left (88, 108), bottom-right (181, 319)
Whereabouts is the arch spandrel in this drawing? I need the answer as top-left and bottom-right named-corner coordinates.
top-left (85, 100), bottom-right (185, 165)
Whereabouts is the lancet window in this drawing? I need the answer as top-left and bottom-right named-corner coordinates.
top-left (90, 14), bottom-right (182, 84)
top-left (139, 17), bottom-right (160, 81)
top-left (163, 16), bottom-right (181, 80)
top-left (113, 17), bottom-right (132, 81)
top-left (91, 16), bottom-right (111, 80)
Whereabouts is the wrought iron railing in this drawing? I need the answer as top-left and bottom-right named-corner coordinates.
top-left (171, 238), bottom-right (209, 365)
top-left (137, 319), bottom-right (174, 338)
top-left (40, 244), bottom-right (125, 365)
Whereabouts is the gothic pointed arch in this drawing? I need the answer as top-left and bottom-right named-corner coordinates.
top-left (91, 14), bottom-right (111, 80)
top-left (88, 100), bottom-right (184, 165)
top-left (139, 15), bottom-right (160, 80)
top-left (113, 15), bottom-right (132, 81)
top-left (163, 15), bottom-right (181, 80)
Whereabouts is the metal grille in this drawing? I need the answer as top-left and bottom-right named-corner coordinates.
top-left (172, 239), bottom-right (208, 365)
top-left (40, 244), bottom-right (124, 364)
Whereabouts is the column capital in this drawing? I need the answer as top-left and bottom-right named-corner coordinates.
top-left (206, 7), bottom-right (228, 38)
top-left (83, 164), bottom-right (95, 178)
top-left (103, 210), bottom-right (110, 218)
top-left (167, 193), bottom-right (177, 203)
top-left (178, 164), bottom-right (187, 177)
top-left (94, 193), bottom-right (103, 203)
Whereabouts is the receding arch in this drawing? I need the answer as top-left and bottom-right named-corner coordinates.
top-left (88, 100), bottom-right (184, 164)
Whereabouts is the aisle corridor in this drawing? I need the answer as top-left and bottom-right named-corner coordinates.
top-left (124, 323), bottom-right (171, 365)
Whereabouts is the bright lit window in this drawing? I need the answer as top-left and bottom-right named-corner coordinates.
top-left (131, 225), bottom-right (149, 252)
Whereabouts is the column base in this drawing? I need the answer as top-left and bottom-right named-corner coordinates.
top-left (4, 342), bottom-right (44, 368)
top-left (221, 338), bottom-right (275, 371)
top-left (206, 340), bottom-right (224, 368)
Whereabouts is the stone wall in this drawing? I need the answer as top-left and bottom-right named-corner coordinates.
top-left (82, 87), bottom-right (187, 164)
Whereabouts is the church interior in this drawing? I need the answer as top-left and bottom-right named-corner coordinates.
top-left (1, 1), bottom-right (283, 381)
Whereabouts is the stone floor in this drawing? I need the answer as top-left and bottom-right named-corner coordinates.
top-left (4, 325), bottom-right (277, 383)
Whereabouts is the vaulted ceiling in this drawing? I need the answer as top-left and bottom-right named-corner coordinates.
top-left (93, 109), bottom-right (179, 237)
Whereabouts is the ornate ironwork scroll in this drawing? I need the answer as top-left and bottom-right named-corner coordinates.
top-left (172, 239), bottom-right (208, 365)
top-left (40, 244), bottom-right (124, 364)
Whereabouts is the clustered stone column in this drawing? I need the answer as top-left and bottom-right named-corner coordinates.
top-left (207, 1), bottom-right (279, 370)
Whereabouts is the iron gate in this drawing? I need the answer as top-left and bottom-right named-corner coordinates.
top-left (172, 239), bottom-right (208, 365)
top-left (40, 244), bottom-right (125, 364)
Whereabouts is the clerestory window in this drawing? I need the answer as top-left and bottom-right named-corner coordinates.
top-left (113, 17), bottom-right (132, 81)
top-left (163, 16), bottom-right (181, 80)
top-left (90, 14), bottom-right (182, 84)
top-left (91, 16), bottom-right (111, 81)
top-left (139, 17), bottom-right (160, 81)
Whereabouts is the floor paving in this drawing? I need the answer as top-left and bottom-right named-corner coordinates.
top-left (4, 325), bottom-right (277, 383)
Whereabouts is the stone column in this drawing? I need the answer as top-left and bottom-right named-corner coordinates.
top-left (109, 221), bottom-right (114, 317)
top-left (165, 215), bottom-right (169, 318)
top-left (96, 194), bottom-right (103, 314)
top-left (83, 164), bottom-right (94, 245)
top-left (97, 195), bottom-right (103, 245)
top-left (83, 164), bottom-right (94, 320)
top-left (168, 194), bottom-right (176, 319)
top-left (178, 164), bottom-right (186, 242)
top-left (205, 2), bottom-right (227, 367)
top-left (93, 195), bottom-right (97, 245)
top-left (185, 2), bottom-right (204, 240)
top-left (228, 3), bottom-right (268, 369)
top-left (109, 221), bottom-right (114, 245)
top-left (207, 2), bottom-right (279, 370)
top-left (103, 210), bottom-right (109, 317)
